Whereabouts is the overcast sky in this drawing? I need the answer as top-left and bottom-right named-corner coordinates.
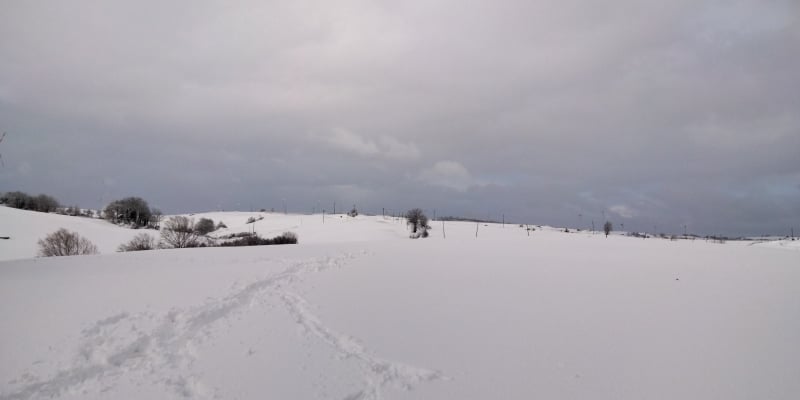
top-left (1, 0), bottom-right (798, 236)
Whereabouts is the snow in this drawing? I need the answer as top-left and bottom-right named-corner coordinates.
top-left (0, 206), bottom-right (143, 261)
top-left (1, 206), bottom-right (799, 399)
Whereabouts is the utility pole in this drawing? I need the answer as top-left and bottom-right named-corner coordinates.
top-left (684, 225), bottom-right (687, 238)
top-left (476, 222), bottom-right (479, 238)
top-left (0, 131), bottom-right (6, 167)
top-left (322, 210), bottom-right (325, 223)
top-left (333, 201), bottom-right (336, 215)
top-left (502, 214), bottom-right (505, 228)
top-left (442, 220), bottom-right (446, 238)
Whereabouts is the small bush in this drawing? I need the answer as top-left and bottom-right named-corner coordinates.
top-left (272, 231), bottom-right (298, 244)
top-left (194, 218), bottom-right (215, 235)
top-left (118, 233), bottom-right (157, 252)
top-left (38, 228), bottom-right (99, 257)
top-left (348, 207), bottom-right (358, 217)
top-left (216, 221), bottom-right (227, 229)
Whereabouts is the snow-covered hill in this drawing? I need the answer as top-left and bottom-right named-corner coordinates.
top-left (0, 206), bottom-right (144, 261)
top-left (0, 207), bottom-right (410, 261)
top-left (1, 206), bottom-right (799, 399)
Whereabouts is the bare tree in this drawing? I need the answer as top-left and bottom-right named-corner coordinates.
top-left (604, 221), bottom-right (613, 238)
top-left (406, 208), bottom-right (429, 238)
top-left (149, 208), bottom-right (164, 229)
top-left (160, 216), bottom-right (199, 248)
top-left (117, 233), bottom-right (158, 252)
top-left (38, 228), bottom-right (99, 257)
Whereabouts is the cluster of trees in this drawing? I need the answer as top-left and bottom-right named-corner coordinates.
top-left (104, 197), bottom-right (162, 228)
top-left (1, 191), bottom-right (60, 213)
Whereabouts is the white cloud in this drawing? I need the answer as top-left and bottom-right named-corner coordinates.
top-left (418, 161), bottom-right (480, 192)
top-left (326, 128), bottom-right (379, 157)
top-left (325, 128), bottom-right (420, 160)
top-left (609, 205), bottom-right (638, 219)
top-left (379, 136), bottom-right (421, 160)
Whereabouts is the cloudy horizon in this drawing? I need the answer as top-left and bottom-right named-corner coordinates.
top-left (1, 0), bottom-right (799, 236)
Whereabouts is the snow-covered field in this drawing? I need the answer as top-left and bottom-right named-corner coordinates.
top-left (1, 206), bottom-right (799, 399)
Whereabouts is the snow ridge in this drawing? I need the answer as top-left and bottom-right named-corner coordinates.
top-left (2, 253), bottom-right (445, 400)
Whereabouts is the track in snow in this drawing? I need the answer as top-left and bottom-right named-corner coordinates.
top-left (2, 252), bottom-right (446, 400)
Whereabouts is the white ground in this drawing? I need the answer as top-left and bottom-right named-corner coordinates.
top-left (1, 206), bottom-right (799, 399)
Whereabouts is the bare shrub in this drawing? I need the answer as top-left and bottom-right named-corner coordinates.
top-left (273, 231), bottom-right (298, 244)
top-left (194, 218), bottom-right (215, 235)
top-left (38, 228), bottom-right (99, 257)
top-left (118, 233), bottom-right (157, 252)
top-left (160, 216), bottom-right (199, 248)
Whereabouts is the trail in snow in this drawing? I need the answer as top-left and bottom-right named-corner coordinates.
top-left (279, 291), bottom-right (446, 400)
top-left (2, 252), bottom-right (445, 400)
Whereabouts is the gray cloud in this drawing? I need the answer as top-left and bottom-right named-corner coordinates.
top-left (1, 0), bottom-right (798, 236)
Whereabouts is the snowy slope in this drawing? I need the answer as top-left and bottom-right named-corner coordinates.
top-left (0, 206), bottom-right (144, 261)
top-left (0, 207), bottom-right (409, 262)
top-left (186, 211), bottom-right (411, 244)
top-left (753, 238), bottom-right (800, 251)
top-left (1, 210), bottom-right (799, 399)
